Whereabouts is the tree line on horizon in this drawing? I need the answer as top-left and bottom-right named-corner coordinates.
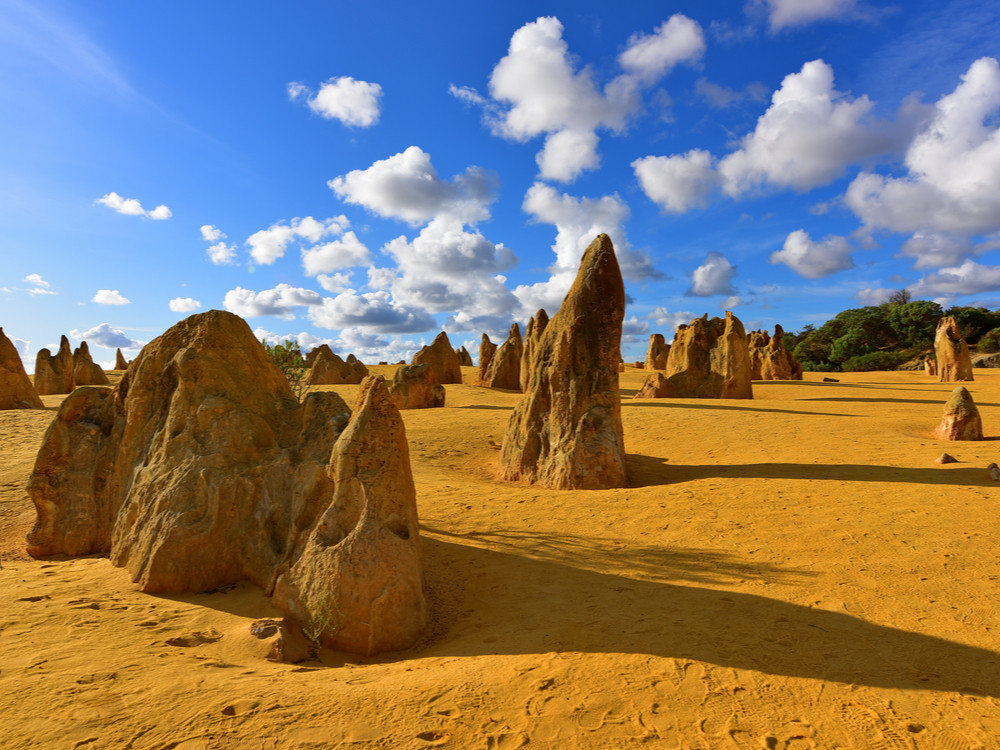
top-left (785, 291), bottom-right (1000, 372)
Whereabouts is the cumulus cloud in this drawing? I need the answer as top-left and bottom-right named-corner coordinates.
top-left (632, 150), bottom-right (720, 213)
top-left (308, 290), bottom-right (435, 333)
top-left (908, 260), bottom-right (1000, 299)
top-left (169, 297), bottom-right (201, 313)
top-left (24, 273), bottom-right (57, 296)
top-left (846, 58), bottom-right (1000, 241)
top-left (854, 287), bottom-right (893, 306)
top-left (752, 0), bottom-right (859, 31)
top-left (246, 215), bottom-right (351, 265)
top-left (329, 146), bottom-right (496, 226)
top-left (457, 15), bottom-right (703, 183)
top-left (648, 307), bottom-right (696, 332)
top-left (92, 289), bottom-right (131, 305)
top-left (198, 225), bottom-right (238, 265)
top-left (287, 76), bottom-right (383, 127)
top-left (301, 231), bottom-right (372, 276)
top-left (201, 225), bottom-right (224, 242)
top-left (770, 229), bottom-right (855, 278)
top-left (688, 252), bottom-right (737, 296)
top-left (618, 14), bottom-right (706, 84)
top-left (718, 59), bottom-right (891, 195)
top-left (515, 182), bottom-right (659, 313)
top-left (316, 272), bottom-right (354, 294)
top-left (96, 191), bottom-right (171, 219)
top-left (69, 323), bottom-right (143, 350)
top-left (223, 284), bottom-right (323, 320)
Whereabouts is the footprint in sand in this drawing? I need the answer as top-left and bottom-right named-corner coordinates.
top-left (165, 629), bottom-right (223, 647)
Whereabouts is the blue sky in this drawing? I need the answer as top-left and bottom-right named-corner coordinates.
top-left (3, 0), bottom-right (1000, 367)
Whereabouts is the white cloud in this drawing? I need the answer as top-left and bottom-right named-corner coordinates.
top-left (316, 272), bottom-right (354, 294)
top-left (308, 290), bottom-right (435, 333)
top-left (288, 76), bottom-right (383, 127)
top-left (846, 57), bottom-right (1000, 239)
top-left (622, 316), bottom-right (650, 336)
top-left (516, 182), bottom-right (657, 313)
top-left (689, 252), bottom-right (737, 296)
top-left (908, 260), bottom-right (1000, 299)
top-left (246, 215), bottom-right (350, 265)
top-left (618, 14), bottom-right (706, 84)
top-left (770, 229), bottom-right (855, 278)
top-left (92, 289), bottom-right (130, 305)
top-left (536, 129), bottom-right (600, 182)
top-left (632, 150), bottom-right (720, 213)
top-left (301, 231), bottom-right (372, 276)
top-left (722, 295), bottom-right (742, 309)
top-left (169, 297), bottom-right (201, 313)
top-left (648, 307), bottom-right (696, 332)
top-left (23, 273), bottom-right (57, 296)
top-left (200, 225), bottom-right (225, 242)
top-left (897, 233), bottom-right (977, 270)
top-left (753, 0), bottom-right (858, 31)
top-left (223, 284), bottom-right (323, 320)
top-left (96, 191), bottom-right (171, 220)
top-left (854, 287), bottom-right (893, 306)
top-left (329, 146), bottom-right (496, 226)
top-left (207, 241), bottom-right (238, 265)
top-left (718, 59), bottom-right (891, 195)
top-left (69, 323), bottom-right (143, 350)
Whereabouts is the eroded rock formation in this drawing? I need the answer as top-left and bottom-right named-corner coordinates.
top-left (478, 334), bottom-right (497, 386)
top-left (935, 317), bottom-right (974, 382)
top-left (925, 358), bottom-right (938, 377)
top-left (456, 346), bottom-right (473, 367)
top-left (115, 349), bottom-right (129, 370)
top-left (388, 363), bottom-right (445, 409)
top-left (645, 333), bottom-right (670, 371)
top-left (73, 341), bottom-right (110, 386)
top-left (27, 310), bottom-right (425, 655)
top-left (748, 326), bottom-right (802, 381)
top-left (0, 328), bottom-right (44, 409)
top-left (481, 323), bottom-right (523, 391)
top-left (636, 313), bottom-right (752, 399)
top-left (500, 234), bottom-right (627, 490)
top-left (304, 349), bottom-right (368, 386)
top-left (520, 309), bottom-right (549, 391)
top-left (412, 332), bottom-right (462, 385)
top-left (34, 335), bottom-right (74, 395)
top-left (932, 386), bottom-right (983, 440)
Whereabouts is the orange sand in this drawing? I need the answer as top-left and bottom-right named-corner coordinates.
top-left (2, 367), bottom-right (1000, 749)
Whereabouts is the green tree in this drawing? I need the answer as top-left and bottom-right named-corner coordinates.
top-left (262, 339), bottom-right (307, 400)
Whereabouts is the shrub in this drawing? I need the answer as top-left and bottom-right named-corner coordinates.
top-left (840, 351), bottom-right (908, 372)
top-left (262, 339), bottom-right (307, 400)
top-left (979, 328), bottom-right (1000, 353)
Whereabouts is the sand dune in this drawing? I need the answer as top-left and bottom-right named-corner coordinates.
top-left (3, 367), bottom-right (1000, 748)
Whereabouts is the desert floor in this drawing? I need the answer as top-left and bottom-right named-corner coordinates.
top-left (2, 367), bottom-right (1000, 749)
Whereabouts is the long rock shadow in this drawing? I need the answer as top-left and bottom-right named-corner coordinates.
top-left (421, 534), bottom-right (1000, 696)
top-left (804, 396), bottom-right (1000, 408)
top-left (626, 455), bottom-right (999, 488)
top-left (622, 401), bottom-right (855, 418)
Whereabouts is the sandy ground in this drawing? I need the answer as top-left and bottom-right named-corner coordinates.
top-left (2, 366), bottom-right (1000, 749)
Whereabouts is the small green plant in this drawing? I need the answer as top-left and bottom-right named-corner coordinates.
top-left (262, 339), bottom-right (307, 400)
top-left (302, 590), bottom-right (343, 645)
top-left (978, 328), bottom-right (1000, 353)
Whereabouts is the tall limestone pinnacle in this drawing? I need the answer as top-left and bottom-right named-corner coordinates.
top-left (500, 234), bottom-right (627, 490)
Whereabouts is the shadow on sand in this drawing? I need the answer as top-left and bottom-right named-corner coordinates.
top-left (418, 534), bottom-right (1000, 696)
top-left (622, 400), bottom-right (856, 418)
top-left (626, 454), bottom-right (999, 488)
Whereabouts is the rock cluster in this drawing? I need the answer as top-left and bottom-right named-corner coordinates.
top-left (932, 386), bottom-right (983, 441)
top-left (644, 333), bottom-right (670, 371)
top-left (304, 348), bottom-right (368, 386)
top-left (500, 234), bottom-right (627, 490)
top-left (0, 328), bottom-right (44, 409)
top-left (935, 317), bottom-right (974, 382)
top-left (388, 363), bottom-right (445, 409)
top-left (27, 310), bottom-right (426, 655)
top-left (73, 341), bottom-right (110, 386)
top-left (455, 346), bottom-right (473, 367)
top-left (412, 332), bottom-right (462, 385)
top-left (481, 323), bottom-right (523, 391)
top-left (34, 336), bottom-right (75, 395)
top-left (520, 309), bottom-right (548, 391)
top-left (747, 326), bottom-right (802, 380)
top-left (635, 312), bottom-right (753, 399)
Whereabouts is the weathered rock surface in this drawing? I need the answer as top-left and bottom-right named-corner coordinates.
top-left (500, 234), bottom-right (627, 490)
top-left (482, 323), bottom-right (523, 391)
top-left (0, 328), bottom-right (44, 409)
top-left (935, 453), bottom-right (957, 464)
top-left (747, 330), bottom-right (769, 380)
top-left (748, 326), bottom-right (802, 381)
top-left (456, 346), bottom-right (473, 367)
top-left (644, 333), bottom-right (670, 371)
top-left (412, 332), bottom-right (462, 385)
top-left (304, 348), bottom-right (367, 386)
top-left (388, 363), bottom-right (445, 409)
top-left (932, 386), bottom-right (983, 440)
top-left (925, 358), bottom-right (938, 377)
top-left (935, 317), bottom-right (974, 382)
top-left (652, 312), bottom-right (753, 399)
top-left (632, 371), bottom-right (676, 399)
top-left (115, 348), bottom-right (129, 370)
top-left (520, 309), bottom-right (549, 391)
top-left (73, 341), bottom-right (110, 386)
top-left (478, 334), bottom-right (497, 386)
top-left (271, 375), bottom-right (426, 655)
top-left (27, 310), bottom-right (425, 655)
top-left (34, 335), bottom-right (75, 395)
